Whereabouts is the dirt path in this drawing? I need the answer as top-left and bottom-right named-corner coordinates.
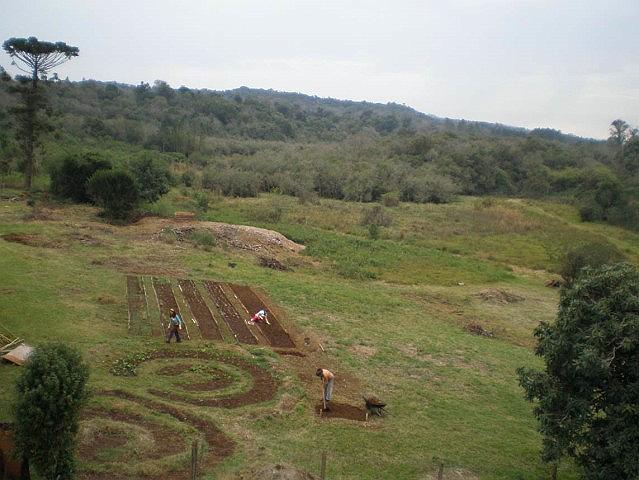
top-left (152, 278), bottom-right (190, 340)
top-left (178, 279), bottom-right (222, 340)
top-left (203, 281), bottom-right (257, 344)
top-left (230, 284), bottom-right (295, 348)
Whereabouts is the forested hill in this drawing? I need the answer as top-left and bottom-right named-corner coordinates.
top-left (0, 77), bottom-right (637, 230)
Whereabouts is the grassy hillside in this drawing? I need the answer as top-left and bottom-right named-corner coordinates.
top-left (2, 191), bottom-right (637, 479)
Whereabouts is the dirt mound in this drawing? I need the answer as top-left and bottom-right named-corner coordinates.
top-left (145, 217), bottom-right (304, 255)
top-left (236, 464), bottom-right (320, 480)
top-left (474, 288), bottom-right (524, 304)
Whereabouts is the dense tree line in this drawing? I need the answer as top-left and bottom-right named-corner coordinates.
top-left (0, 75), bottom-right (637, 229)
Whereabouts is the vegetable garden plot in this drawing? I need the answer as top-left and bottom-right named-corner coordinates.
top-left (125, 275), bottom-right (148, 335)
top-left (177, 279), bottom-right (222, 340)
top-left (229, 284), bottom-right (295, 348)
top-left (203, 281), bottom-right (257, 345)
top-left (152, 278), bottom-right (192, 340)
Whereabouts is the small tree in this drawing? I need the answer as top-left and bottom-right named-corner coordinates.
top-left (14, 343), bottom-right (89, 480)
top-left (129, 153), bottom-right (171, 203)
top-left (87, 169), bottom-right (139, 219)
top-left (518, 263), bottom-right (639, 479)
top-left (3, 37), bottom-right (79, 190)
top-left (50, 152), bottom-right (111, 202)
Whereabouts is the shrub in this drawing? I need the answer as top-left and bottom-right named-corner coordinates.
top-left (559, 241), bottom-right (626, 284)
top-left (190, 229), bottom-right (216, 248)
top-left (579, 203), bottom-right (602, 222)
top-left (193, 191), bottom-right (209, 213)
top-left (129, 153), bottom-right (171, 203)
top-left (14, 343), bottom-right (89, 480)
top-left (361, 205), bottom-right (392, 227)
top-left (381, 191), bottom-right (400, 207)
top-left (87, 170), bottom-right (139, 219)
top-left (368, 223), bottom-right (380, 239)
top-left (181, 169), bottom-right (196, 187)
top-left (50, 152), bottom-right (111, 203)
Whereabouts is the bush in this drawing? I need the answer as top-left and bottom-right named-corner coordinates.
top-left (559, 241), bottom-right (626, 284)
top-left (14, 343), bottom-right (89, 480)
top-left (361, 205), bottom-right (392, 227)
top-left (193, 191), bottom-right (209, 213)
top-left (129, 153), bottom-right (171, 203)
top-left (381, 191), bottom-right (400, 207)
top-left (202, 169), bottom-right (259, 197)
top-left (181, 169), bottom-right (196, 187)
top-left (50, 152), bottom-right (111, 203)
top-left (190, 229), bottom-right (216, 248)
top-left (87, 170), bottom-right (139, 219)
top-left (579, 203), bottom-right (603, 222)
top-left (368, 223), bottom-right (380, 239)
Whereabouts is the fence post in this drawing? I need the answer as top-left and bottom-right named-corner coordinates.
top-left (320, 451), bottom-right (327, 479)
top-left (437, 462), bottom-right (444, 480)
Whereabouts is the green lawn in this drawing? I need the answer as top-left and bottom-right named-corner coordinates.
top-left (3, 192), bottom-right (633, 479)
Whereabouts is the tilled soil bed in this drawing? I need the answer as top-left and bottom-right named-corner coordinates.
top-left (315, 402), bottom-right (367, 422)
top-left (178, 279), bottom-right (222, 340)
top-left (229, 284), bottom-right (295, 348)
top-left (203, 281), bottom-right (257, 344)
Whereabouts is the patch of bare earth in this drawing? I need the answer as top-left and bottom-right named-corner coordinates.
top-left (473, 288), bottom-right (524, 304)
top-left (232, 464), bottom-right (320, 480)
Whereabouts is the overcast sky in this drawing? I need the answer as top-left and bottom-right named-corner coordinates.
top-left (1, 0), bottom-right (637, 138)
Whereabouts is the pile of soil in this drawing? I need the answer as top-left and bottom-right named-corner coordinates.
top-left (151, 220), bottom-right (304, 256)
top-left (258, 256), bottom-right (290, 271)
top-left (474, 288), bottom-right (524, 304)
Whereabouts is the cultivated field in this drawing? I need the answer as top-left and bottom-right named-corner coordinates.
top-left (2, 191), bottom-right (639, 479)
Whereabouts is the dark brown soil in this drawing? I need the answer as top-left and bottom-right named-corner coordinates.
top-left (152, 278), bottom-right (181, 335)
top-left (126, 275), bottom-right (146, 335)
top-left (145, 350), bottom-right (278, 408)
top-left (81, 389), bottom-right (235, 480)
top-left (229, 284), bottom-right (295, 348)
top-left (314, 402), bottom-right (367, 422)
top-left (203, 281), bottom-right (257, 344)
top-left (178, 279), bottom-right (222, 340)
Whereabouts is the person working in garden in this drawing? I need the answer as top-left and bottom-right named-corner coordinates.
top-left (316, 368), bottom-right (334, 410)
top-left (250, 309), bottom-right (270, 325)
top-left (166, 308), bottom-right (184, 343)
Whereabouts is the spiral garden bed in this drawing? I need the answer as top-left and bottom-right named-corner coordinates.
top-left (78, 348), bottom-right (278, 479)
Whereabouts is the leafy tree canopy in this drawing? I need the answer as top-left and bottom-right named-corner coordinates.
top-left (518, 263), bottom-right (639, 479)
